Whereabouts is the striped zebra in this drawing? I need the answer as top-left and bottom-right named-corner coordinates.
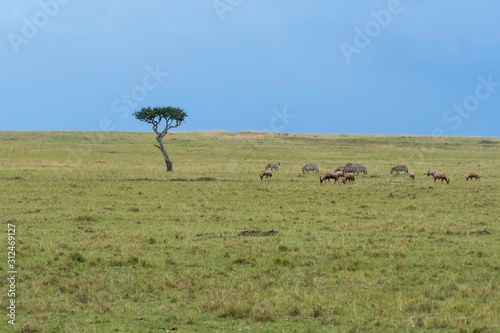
top-left (344, 163), bottom-right (367, 175)
top-left (302, 164), bottom-right (319, 174)
top-left (265, 162), bottom-right (280, 172)
top-left (355, 165), bottom-right (368, 175)
top-left (390, 165), bottom-right (408, 174)
top-left (333, 166), bottom-right (345, 173)
top-left (344, 165), bottom-right (356, 173)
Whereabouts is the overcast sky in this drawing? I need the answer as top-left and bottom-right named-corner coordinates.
top-left (1, 1), bottom-right (499, 136)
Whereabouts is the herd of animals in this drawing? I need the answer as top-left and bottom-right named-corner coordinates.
top-left (259, 162), bottom-right (481, 185)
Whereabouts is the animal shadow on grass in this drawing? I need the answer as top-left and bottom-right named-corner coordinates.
top-left (240, 230), bottom-right (279, 237)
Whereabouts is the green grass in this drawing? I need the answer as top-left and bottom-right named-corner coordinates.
top-left (1, 131), bottom-right (500, 332)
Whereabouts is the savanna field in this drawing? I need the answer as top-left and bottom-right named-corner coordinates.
top-left (1, 131), bottom-right (500, 332)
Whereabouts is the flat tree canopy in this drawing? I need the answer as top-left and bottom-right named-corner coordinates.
top-left (133, 106), bottom-right (187, 171)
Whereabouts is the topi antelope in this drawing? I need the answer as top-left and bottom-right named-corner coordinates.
top-left (342, 173), bottom-right (355, 184)
top-left (433, 172), bottom-right (450, 184)
top-left (465, 172), bottom-right (480, 181)
top-left (260, 170), bottom-right (272, 180)
top-left (320, 173), bottom-right (338, 184)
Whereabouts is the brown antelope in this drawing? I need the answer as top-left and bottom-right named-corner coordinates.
top-left (260, 170), bottom-right (272, 180)
top-left (342, 173), bottom-right (355, 184)
top-left (320, 173), bottom-right (339, 184)
top-left (427, 171), bottom-right (437, 177)
top-left (334, 170), bottom-right (344, 178)
top-left (433, 172), bottom-right (449, 184)
top-left (409, 172), bottom-right (415, 181)
top-left (465, 172), bottom-right (480, 181)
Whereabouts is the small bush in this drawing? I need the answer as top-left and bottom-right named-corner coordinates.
top-left (69, 252), bottom-right (85, 263)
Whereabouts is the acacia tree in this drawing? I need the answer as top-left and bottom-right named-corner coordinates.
top-left (133, 106), bottom-right (187, 171)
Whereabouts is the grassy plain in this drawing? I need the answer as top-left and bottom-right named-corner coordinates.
top-left (1, 131), bottom-right (500, 332)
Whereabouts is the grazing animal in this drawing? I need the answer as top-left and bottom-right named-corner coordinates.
top-left (334, 170), bottom-right (344, 178)
top-left (320, 173), bottom-right (339, 184)
top-left (433, 172), bottom-right (450, 184)
top-left (265, 162), bottom-right (280, 172)
top-left (355, 165), bottom-right (368, 175)
top-left (344, 163), bottom-right (367, 175)
top-left (342, 173), bottom-right (355, 184)
top-left (260, 170), bottom-right (272, 180)
top-left (427, 171), bottom-right (438, 177)
top-left (390, 165), bottom-right (408, 174)
top-left (409, 172), bottom-right (415, 181)
top-left (302, 164), bottom-right (319, 174)
top-left (333, 166), bottom-right (346, 173)
top-left (465, 172), bottom-right (480, 181)
top-left (344, 164), bottom-right (357, 174)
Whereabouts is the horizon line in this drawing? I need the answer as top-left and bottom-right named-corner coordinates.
top-left (0, 129), bottom-right (498, 139)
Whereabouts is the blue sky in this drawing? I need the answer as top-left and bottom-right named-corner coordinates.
top-left (1, 0), bottom-right (499, 136)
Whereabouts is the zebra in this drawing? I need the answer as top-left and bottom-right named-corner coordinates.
top-left (302, 164), bottom-right (319, 174)
top-left (265, 162), bottom-right (280, 172)
top-left (344, 163), bottom-right (367, 175)
top-left (355, 165), bottom-right (368, 175)
top-left (390, 165), bottom-right (408, 174)
top-left (344, 165), bottom-right (356, 173)
top-left (333, 166), bottom-right (346, 173)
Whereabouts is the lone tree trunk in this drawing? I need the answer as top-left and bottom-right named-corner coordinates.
top-left (155, 135), bottom-right (173, 171)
